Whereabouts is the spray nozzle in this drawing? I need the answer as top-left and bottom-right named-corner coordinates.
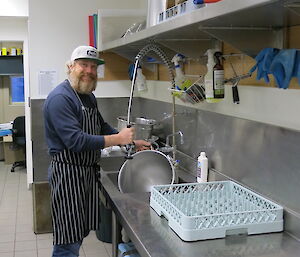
top-left (214, 51), bottom-right (223, 65)
top-left (171, 53), bottom-right (186, 65)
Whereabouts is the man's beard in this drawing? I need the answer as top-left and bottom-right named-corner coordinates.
top-left (69, 71), bottom-right (97, 94)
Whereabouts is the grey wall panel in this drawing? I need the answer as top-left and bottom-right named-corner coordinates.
top-left (31, 99), bottom-right (50, 182)
top-left (31, 96), bottom-right (300, 237)
top-left (32, 97), bottom-right (133, 182)
top-left (137, 98), bottom-right (300, 238)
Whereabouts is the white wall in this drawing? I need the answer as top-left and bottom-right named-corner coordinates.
top-left (28, 0), bottom-right (147, 99)
top-left (0, 0), bottom-right (28, 17)
top-left (28, 0), bottom-right (300, 132)
top-left (139, 81), bottom-right (300, 131)
top-left (0, 16), bottom-right (32, 186)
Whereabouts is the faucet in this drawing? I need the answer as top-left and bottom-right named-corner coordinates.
top-left (166, 131), bottom-right (184, 148)
top-left (125, 43), bottom-right (176, 159)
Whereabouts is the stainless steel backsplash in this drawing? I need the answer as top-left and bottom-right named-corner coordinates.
top-left (32, 97), bottom-right (300, 238)
top-left (131, 98), bottom-right (300, 239)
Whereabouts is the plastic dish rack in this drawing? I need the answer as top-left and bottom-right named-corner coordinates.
top-left (150, 181), bottom-right (283, 241)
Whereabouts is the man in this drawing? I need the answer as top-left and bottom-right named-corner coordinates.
top-left (43, 45), bottom-right (150, 257)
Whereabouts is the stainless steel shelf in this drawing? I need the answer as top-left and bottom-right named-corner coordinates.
top-left (100, 0), bottom-right (300, 60)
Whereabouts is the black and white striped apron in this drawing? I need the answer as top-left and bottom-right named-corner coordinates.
top-left (49, 104), bottom-right (102, 245)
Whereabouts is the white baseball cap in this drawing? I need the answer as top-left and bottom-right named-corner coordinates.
top-left (71, 45), bottom-right (104, 65)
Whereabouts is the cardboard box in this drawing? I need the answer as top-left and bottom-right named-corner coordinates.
top-left (3, 136), bottom-right (25, 164)
top-left (166, 0), bottom-right (175, 9)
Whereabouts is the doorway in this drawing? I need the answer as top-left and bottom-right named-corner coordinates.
top-left (0, 41), bottom-right (25, 123)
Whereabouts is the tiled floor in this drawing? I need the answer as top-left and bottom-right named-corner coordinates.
top-left (0, 161), bottom-right (112, 257)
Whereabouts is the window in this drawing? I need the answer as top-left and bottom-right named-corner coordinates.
top-left (10, 76), bottom-right (24, 103)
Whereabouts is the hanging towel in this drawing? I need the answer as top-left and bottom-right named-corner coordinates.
top-left (249, 47), bottom-right (280, 83)
top-left (269, 49), bottom-right (297, 89)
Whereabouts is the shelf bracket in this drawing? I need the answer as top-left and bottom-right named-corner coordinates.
top-left (200, 26), bottom-right (286, 58)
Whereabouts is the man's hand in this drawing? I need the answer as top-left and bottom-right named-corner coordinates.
top-left (118, 127), bottom-right (135, 145)
top-left (104, 127), bottom-right (135, 147)
top-left (134, 140), bottom-right (151, 151)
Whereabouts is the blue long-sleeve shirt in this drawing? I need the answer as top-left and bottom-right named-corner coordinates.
top-left (43, 80), bottom-right (118, 155)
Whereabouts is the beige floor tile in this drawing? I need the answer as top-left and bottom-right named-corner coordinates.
top-left (16, 216), bottom-right (33, 226)
top-left (0, 225), bottom-right (15, 234)
top-left (83, 233), bottom-right (102, 245)
top-left (0, 217), bottom-right (16, 226)
top-left (14, 240), bottom-right (36, 251)
top-left (0, 252), bottom-right (14, 257)
top-left (0, 212), bottom-right (16, 219)
top-left (37, 239), bottom-right (52, 249)
top-left (16, 223), bottom-right (33, 233)
top-left (15, 240), bottom-right (36, 252)
top-left (83, 243), bottom-right (107, 255)
top-left (0, 242), bottom-right (14, 253)
top-left (37, 248), bottom-right (52, 257)
top-left (103, 242), bottom-right (112, 257)
top-left (0, 234), bottom-right (15, 243)
top-left (79, 248), bottom-right (86, 256)
top-left (14, 250), bottom-right (37, 257)
top-left (85, 252), bottom-right (109, 257)
top-left (15, 232), bottom-right (37, 242)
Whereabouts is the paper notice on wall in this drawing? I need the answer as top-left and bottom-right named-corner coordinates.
top-left (38, 70), bottom-right (58, 97)
top-left (97, 64), bottom-right (104, 78)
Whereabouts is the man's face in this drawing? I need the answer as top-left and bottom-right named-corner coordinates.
top-left (69, 59), bottom-right (98, 94)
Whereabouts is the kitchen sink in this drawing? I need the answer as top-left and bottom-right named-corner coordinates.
top-left (99, 154), bottom-right (126, 171)
top-left (105, 171), bottom-right (119, 189)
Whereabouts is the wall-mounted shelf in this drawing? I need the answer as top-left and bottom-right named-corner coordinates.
top-left (0, 55), bottom-right (24, 75)
top-left (99, 0), bottom-right (300, 60)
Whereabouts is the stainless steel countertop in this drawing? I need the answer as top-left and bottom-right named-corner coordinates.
top-left (100, 171), bottom-right (300, 257)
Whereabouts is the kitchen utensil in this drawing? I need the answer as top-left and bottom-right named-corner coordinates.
top-left (118, 150), bottom-right (175, 193)
top-left (117, 116), bottom-right (157, 140)
top-left (134, 117), bottom-right (156, 140)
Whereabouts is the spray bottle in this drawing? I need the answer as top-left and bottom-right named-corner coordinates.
top-left (171, 54), bottom-right (192, 98)
top-left (213, 51), bottom-right (224, 99)
top-left (204, 49), bottom-right (223, 103)
top-left (197, 152), bottom-right (208, 183)
top-left (136, 66), bottom-right (147, 92)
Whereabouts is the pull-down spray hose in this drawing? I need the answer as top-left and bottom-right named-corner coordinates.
top-left (126, 43), bottom-right (176, 160)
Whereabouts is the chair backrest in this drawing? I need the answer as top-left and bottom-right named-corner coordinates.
top-left (12, 116), bottom-right (25, 146)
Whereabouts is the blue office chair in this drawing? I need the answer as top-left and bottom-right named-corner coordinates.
top-left (11, 116), bottom-right (26, 172)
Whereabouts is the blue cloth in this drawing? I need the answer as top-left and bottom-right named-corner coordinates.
top-left (43, 80), bottom-right (118, 155)
top-left (0, 129), bottom-right (12, 136)
top-left (52, 240), bottom-right (82, 257)
top-left (269, 49), bottom-right (297, 89)
top-left (249, 47), bottom-right (279, 83)
top-left (250, 48), bottom-right (300, 89)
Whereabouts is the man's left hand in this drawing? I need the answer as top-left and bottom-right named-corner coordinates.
top-left (134, 140), bottom-right (151, 151)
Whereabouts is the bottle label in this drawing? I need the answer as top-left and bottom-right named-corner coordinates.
top-left (213, 70), bottom-right (224, 96)
top-left (205, 79), bottom-right (214, 99)
top-left (197, 161), bottom-right (202, 178)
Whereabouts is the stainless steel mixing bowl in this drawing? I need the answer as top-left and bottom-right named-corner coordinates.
top-left (118, 150), bottom-right (175, 193)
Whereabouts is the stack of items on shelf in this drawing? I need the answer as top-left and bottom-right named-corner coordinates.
top-left (0, 47), bottom-right (22, 56)
top-left (88, 13), bottom-right (98, 48)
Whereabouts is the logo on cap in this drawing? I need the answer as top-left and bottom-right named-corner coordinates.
top-left (87, 50), bottom-right (97, 58)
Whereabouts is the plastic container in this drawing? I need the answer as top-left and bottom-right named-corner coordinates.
top-left (197, 152), bottom-right (208, 182)
top-left (118, 242), bottom-right (140, 257)
top-left (205, 49), bottom-right (223, 103)
top-left (136, 67), bottom-right (147, 92)
top-left (213, 51), bottom-right (225, 99)
top-left (171, 54), bottom-right (192, 100)
top-left (150, 181), bottom-right (283, 241)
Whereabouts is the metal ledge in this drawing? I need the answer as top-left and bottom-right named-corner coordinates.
top-left (100, 0), bottom-right (300, 59)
